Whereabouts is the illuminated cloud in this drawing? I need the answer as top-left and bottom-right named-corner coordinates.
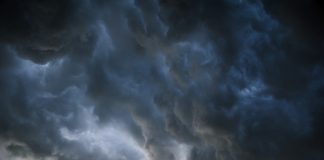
top-left (0, 0), bottom-right (323, 160)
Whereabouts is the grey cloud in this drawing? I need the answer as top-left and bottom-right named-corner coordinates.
top-left (0, 0), bottom-right (324, 160)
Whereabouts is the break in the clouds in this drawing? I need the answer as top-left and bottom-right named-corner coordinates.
top-left (0, 0), bottom-right (324, 160)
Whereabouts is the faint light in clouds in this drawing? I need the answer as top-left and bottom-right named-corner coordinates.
top-left (60, 106), bottom-right (150, 160)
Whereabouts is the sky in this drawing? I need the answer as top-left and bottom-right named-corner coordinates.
top-left (0, 0), bottom-right (323, 160)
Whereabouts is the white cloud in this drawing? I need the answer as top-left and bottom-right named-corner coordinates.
top-left (60, 106), bottom-right (149, 160)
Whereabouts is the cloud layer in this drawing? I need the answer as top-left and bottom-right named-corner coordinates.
top-left (0, 0), bottom-right (323, 160)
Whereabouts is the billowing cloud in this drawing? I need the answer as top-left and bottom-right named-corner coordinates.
top-left (0, 0), bottom-right (323, 160)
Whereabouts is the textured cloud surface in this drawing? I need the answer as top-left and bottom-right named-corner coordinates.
top-left (0, 0), bottom-right (323, 160)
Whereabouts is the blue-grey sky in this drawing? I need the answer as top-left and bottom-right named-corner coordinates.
top-left (0, 0), bottom-right (323, 160)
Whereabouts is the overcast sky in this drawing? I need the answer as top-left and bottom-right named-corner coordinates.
top-left (0, 0), bottom-right (323, 160)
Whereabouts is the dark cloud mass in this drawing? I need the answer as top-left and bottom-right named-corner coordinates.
top-left (0, 0), bottom-right (324, 160)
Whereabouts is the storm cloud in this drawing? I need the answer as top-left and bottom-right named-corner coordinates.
top-left (0, 0), bottom-right (323, 160)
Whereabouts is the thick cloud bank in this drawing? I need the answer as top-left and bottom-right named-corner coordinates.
top-left (0, 0), bottom-right (323, 160)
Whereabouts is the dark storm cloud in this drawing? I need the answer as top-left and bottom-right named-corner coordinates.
top-left (0, 0), bottom-right (324, 160)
